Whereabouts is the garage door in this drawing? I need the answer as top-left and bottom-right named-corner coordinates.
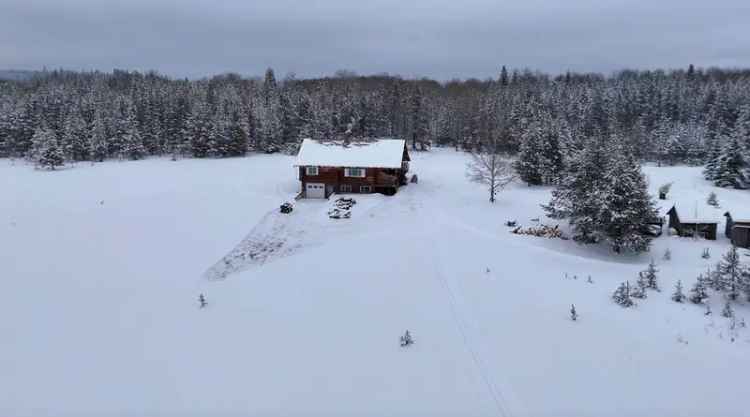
top-left (306, 183), bottom-right (325, 198)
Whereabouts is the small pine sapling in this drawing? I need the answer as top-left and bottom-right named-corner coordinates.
top-left (671, 280), bottom-right (686, 303)
top-left (717, 245), bottom-right (743, 301)
top-left (199, 294), bottom-right (207, 308)
top-left (570, 304), bottom-right (578, 321)
top-left (612, 281), bottom-right (635, 307)
top-left (689, 274), bottom-right (710, 304)
top-left (631, 277), bottom-right (648, 299)
top-left (707, 192), bottom-right (719, 207)
top-left (642, 260), bottom-right (660, 291)
top-left (400, 330), bottom-right (414, 347)
top-left (721, 301), bottom-right (734, 318)
top-left (706, 266), bottom-right (723, 291)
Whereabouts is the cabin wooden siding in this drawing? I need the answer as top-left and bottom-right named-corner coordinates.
top-left (731, 226), bottom-right (750, 248)
top-left (723, 212), bottom-right (750, 243)
top-left (300, 166), bottom-right (404, 196)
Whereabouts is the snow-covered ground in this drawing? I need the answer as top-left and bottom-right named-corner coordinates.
top-left (2, 151), bottom-right (749, 417)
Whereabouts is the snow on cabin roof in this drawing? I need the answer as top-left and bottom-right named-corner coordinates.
top-left (680, 218), bottom-right (718, 224)
top-left (658, 206), bottom-right (718, 224)
top-left (295, 139), bottom-right (407, 169)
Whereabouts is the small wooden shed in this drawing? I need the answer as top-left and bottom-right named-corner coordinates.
top-left (666, 206), bottom-right (718, 240)
top-left (724, 212), bottom-right (750, 248)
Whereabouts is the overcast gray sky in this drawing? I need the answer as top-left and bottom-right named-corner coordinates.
top-left (1, 0), bottom-right (749, 79)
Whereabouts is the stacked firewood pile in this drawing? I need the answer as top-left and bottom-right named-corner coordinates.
top-left (511, 224), bottom-right (567, 239)
top-left (328, 197), bottom-right (357, 219)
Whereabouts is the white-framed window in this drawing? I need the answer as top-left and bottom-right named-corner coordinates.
top-left (305, 166), bottom-right (319, 176)
top-left (344, 167), bottom-right (366, 178)
top-left (340, 184), bottom-right (352, 193)
top-left (360, 185), bottom-right (372, 193)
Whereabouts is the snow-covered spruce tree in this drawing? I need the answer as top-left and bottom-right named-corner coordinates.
top-left (61, 111), bottom-right (90, 161)
top-left (716, 245), bottom-right (743, 300)
top-left (515, 112), bottom-right (567, 186)
top-left (226, 111), bottom-right (248, 157)
top-left (702, 136), bottom-right (724, 181)
top-left (39, 139), bottom-right (65, 170)
top-left (705, 266), bottom-right (722, 291)
top-left (672, 280), bottom-right (686, 303)
top-left (207, 113), bottom-right (228, 158)
top-left (689, 273), bottom-right (710, 304)
top-left (721, 301), bottom-right (734, 318)
top-left (598, 147), bottom-right (659, 252)
top-left (29, 126), bottom-right (64, 170)
top-left (612, 281), bottom-right (635, 308)
top-left (89, 113), bottom-right (109, 162)
top-left (184, 103), bottom-right (212, 158)
top-left (466, 136), bottom-right (516, 203)
top-left (642, 260), bottom-right (660, 291)
top-left (544, 135), bottom-right (611, 244)
top-left (735, 104), bottom-right (750, 153)
top-left (515, 121), bottom-right (544, 185)
top-left (712, 134), bottom-right (748, 189)
top-left (631, 276), bottom-right (648, 299)
top-left (409, 86), bottom-right (431, 151)
top-left (120, 115), bottom-right (145, 161)
top-left (545, 136), bottom-right (656, 252)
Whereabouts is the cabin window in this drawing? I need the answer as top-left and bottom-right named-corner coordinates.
top-left (360, 185), bottom-right (371, 193)
top-left (340, 184), bottom-right (352, 193)
top-left (306, 166), bottom-right (319, 176)
top-left (345, 167), bottom-right (366, 178)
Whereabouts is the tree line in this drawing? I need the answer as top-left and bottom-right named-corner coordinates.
top-left (0, 65), bottom-right (749, 169)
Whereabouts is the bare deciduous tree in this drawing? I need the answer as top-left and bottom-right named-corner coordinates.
top-left (466, 141), bottom-right (516, 203)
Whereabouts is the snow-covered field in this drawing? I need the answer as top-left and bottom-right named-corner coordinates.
top-left (2, 150), bottom-right (749, 417)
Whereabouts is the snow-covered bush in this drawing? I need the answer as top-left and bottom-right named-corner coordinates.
top-left (658, 182), bottom-right (673, 199)
top-left (707, 192), bottom-right (719, 207)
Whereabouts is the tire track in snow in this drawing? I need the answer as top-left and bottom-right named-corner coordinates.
top-left (410, 191), bottom-right (518, 417)
top-left (426, 239), bottom-right (513, 417)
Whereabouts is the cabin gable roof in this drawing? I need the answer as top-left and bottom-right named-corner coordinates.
top-left (295, 138), bottom-right (408, 169)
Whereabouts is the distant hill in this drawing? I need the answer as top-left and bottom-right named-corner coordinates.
top-left (0, 70), bottom-right (38, 81)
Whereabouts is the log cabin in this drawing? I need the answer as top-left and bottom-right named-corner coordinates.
top-left (724, 212), bottom-right (750, 248)
top-left (294, 139), bottom-right (410, 198)
top-left (666, 206), bottom-right (718, 240)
